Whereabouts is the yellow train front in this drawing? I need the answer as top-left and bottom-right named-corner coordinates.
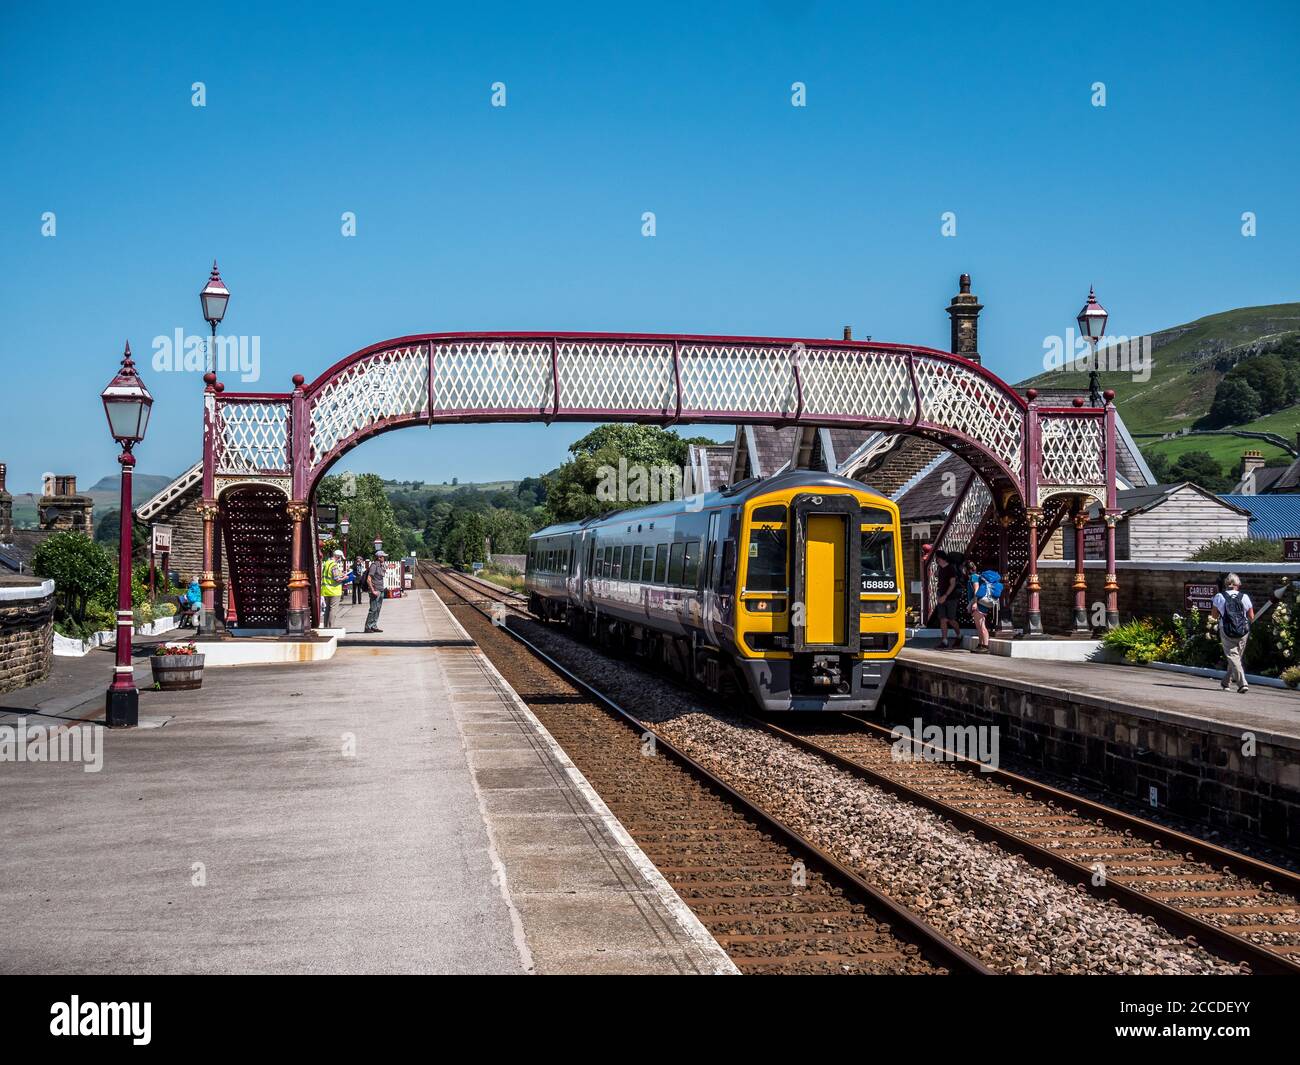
top-left (524, 470), bottom-right (904, 713)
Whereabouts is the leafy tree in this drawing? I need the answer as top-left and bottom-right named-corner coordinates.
top-left (1143, 449), bottom-right (1172, 483)
top-left (1230, 355), bottom-right (1291, 413)
top-left (32, 531), bottom-right (114, 624)
top-left (1169, 450), bottom-right (1229, 492)
top-left (1205, 376), bottom-right (1262, 427)
top-left (317, 472), bottom-right (404, 558)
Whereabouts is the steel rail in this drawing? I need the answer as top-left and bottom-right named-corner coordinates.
top-left (419, 562), bottom-right (993, 976)
top-left (747, 713), bottom-right (1300, 975)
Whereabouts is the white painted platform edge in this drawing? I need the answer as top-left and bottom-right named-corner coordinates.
top-left (198, 635), bottom-right (338, 667)
top-left (428, 592), bottom-right (740, 976)
top-left (987, 637), bottom-right (1102, 661)
top-left (53, 615), bottom-right (180, 657)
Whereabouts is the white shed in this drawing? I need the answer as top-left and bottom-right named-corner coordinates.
top-left (1065, 482), bottom-right (1250, 561)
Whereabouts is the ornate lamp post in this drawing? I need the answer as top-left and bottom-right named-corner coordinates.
top-left (339, 513), bottom-right (350, 558)
top-left (1077, 285), bottom-right (1109, 407)
top-left (199, 261), bottom-right (230, 373)
top-left (100, 342), bottom-right (153, 728)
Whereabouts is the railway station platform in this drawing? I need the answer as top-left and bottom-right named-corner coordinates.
top-left (0, 591), bottom-right (735, 975)
top-left (888, 647), bottom-right (1300, 853)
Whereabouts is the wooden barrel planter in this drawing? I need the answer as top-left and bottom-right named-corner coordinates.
top-left (151, 654), bottom-right (206, 691)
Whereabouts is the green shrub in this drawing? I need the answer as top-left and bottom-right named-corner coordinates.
top-left (1102, 618), bottom-right (1176, 664)
top-left (33, 532), bottom-right (114, 624)
top-left (155, 602), bottom-right (177, 618)
top-left (1282, 666), bottom-right (1300, 690)
top-left (1189, 538), bottom-right (1283, 563)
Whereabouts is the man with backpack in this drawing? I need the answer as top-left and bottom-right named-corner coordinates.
top-left (933, 550), bottom-right (961, 649)
top-left (964, 559), bottom-right (1002, 654)
top-left (1211, 573), bottom-right (1255, 693)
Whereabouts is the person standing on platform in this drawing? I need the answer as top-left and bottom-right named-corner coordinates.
top-left (934, 550), bottom-right (961, 649)
top-left (351, 556), bottom-right (366, 604)
top-left (365, 550), bottom-right (388, 633)
top-left (964, 558), bottom-right (998, 654)
top-left (1211, 573), bottom-right (1255, 694)
top-left (321, 549), bottom-right (348, 628)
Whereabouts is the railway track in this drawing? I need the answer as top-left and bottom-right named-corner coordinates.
top-left (755, 714), bottom-right (1300, 975)
top-left (423, 562), bottom-right (1298, 974)
top-left (418, 562), bottom-right (988, 975)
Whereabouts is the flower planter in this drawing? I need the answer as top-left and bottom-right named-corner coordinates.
top-left (151, 654), bottom-right (206, 691)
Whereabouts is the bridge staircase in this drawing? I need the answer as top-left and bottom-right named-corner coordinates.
top-left (221, 485), bottom-right (293, 629)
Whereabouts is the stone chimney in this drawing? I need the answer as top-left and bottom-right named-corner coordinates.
top-left (946, 273), bottom-right (983, 364)
top-left (0, 463), bottom-right (11, 542)
top-left (38, 473), bottom-right (94, 534)
top-left (1242, 449), bottom-right (1265, 477)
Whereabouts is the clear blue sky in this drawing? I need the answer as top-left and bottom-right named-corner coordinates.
top-left (1, 0), bottom-right (1296, 494)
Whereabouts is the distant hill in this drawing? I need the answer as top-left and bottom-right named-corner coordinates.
top-left (382, 479), bottom-right (520, 500)
top-left (8, 472), bottom-right (177, 528)
top-left (1019, 302), bottom-right (1300, 466)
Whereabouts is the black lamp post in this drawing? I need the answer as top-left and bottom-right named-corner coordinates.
top-left (1077, 285), bottom-right (1109, 407)
top-left (340, 513), bottom-right (350, 558)
top-left (200, 261), bottom-right (230, 373)
top-left (100, 342), bottom-right (153, 728)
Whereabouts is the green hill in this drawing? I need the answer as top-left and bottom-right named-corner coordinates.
top-left (1019, 302), bottom-right (1300, 466)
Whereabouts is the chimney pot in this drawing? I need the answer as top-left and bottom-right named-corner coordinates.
top-left (946, 273), bottom-right (983, 365)
top-left (842, 326), bottom-right (852, 341)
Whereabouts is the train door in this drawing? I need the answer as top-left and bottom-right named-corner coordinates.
top-left (702, 510), bottom-right (721, 646)
top-left (791, 494), bottom-right (860, 652)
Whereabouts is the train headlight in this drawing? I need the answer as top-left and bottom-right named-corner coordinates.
top-left (745, 598), bottom-right (787, 613)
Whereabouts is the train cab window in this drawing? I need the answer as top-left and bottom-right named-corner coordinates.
top-left (746, 527), bottom-right (788, 591)
top-left (860, 529), bottom-right (897, 592)
top-left (861, 506), bottom-right (893, 525)
top-left (641, 549), bottom-right (654, 582)
top-left (653, 544), bottom-right (668, 583)
top-left (631, 545), bottom-right (643, 581)
top-left (668, 543), bottom-right (686, 586)
top-left (752, 504), bottom-right (787, 524)
top-left (682, 540), bottom-right (701, 588)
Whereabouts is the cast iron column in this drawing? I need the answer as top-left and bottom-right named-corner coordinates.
top-left (105, 448), bottom-right (138, 727)
top-left (286, 500), bottom-right (310, 635)
top-left (1072, 502), bottom-right (1090, 634)
top-left (1025, 507), bottom-right (1043, 636)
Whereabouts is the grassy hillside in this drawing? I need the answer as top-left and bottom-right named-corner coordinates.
top-left (1020, 302), bottom-right (1300, 435)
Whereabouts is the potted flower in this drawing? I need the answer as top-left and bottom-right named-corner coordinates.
top-left (151, 643), bottom-right (206, 691)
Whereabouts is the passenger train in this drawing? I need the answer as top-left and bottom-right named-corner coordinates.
top-left (524, 470), bottom-right (904, 712)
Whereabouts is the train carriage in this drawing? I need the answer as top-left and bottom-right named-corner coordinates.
top-left (525, 470), bottom-right (904, 713)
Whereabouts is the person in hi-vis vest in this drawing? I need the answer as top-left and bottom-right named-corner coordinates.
top-left (321, 549), bottom-right (351, 628)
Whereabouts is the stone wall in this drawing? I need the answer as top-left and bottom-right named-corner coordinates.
top-left (885, 659), bottom-right (1300, 851)
top-left (1012, 560), bottom-right (1300, 632)
top-left (0, 577), bottom-right (54, 694)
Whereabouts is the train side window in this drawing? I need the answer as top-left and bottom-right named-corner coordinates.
top-left (718, 540), bottom-right (737, 595)
top-left (631, 545), bottom-right (643, 581)
top-left (668, 543), bottom-right (686, 586)
top-left (641, 548), bottom-right (655, 582)
top-left (597, 547), bottom-right (606, 578)
top-left (653, 544), bottom-right (668, 583)
top-left (683, 540), bottom-right (700, 588)
top-left (622, 545), bottom-right (633, 579)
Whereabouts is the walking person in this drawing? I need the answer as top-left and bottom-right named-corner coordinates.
top-left (933, 550), bottom-right (961, 649)
top-left (351, 556), bottom-right (366, 604)
top-left (364, 550), bottom-right (388, 633)
top-left (1211, 573), bottom-right (1255, 693)
top-left (320, 549), bottom-right (348, 628)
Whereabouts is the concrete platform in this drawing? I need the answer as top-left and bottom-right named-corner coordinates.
top-left (0, 591), bottom-right (735, 975)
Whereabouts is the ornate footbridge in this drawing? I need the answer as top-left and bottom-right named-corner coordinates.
top-left (198, 292), bottom-right (1118, 636)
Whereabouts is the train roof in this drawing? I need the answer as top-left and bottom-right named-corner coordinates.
top-left (529, 469), bottom-right (893, 540)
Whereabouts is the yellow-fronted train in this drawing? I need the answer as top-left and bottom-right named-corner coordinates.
top-left (524, 470), bottom-right (903, 712)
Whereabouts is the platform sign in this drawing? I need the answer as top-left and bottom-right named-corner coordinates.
top-left (1285, 539), bottom-right (1300, 561)
top-left (151, 524), bottom-right (173, 553)
top-left (1185, 582), bottom-right (1218, 612)
top-left (1083, 523), bottom-right (1105, 559)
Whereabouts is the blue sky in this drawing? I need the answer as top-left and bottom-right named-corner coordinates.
top-left (1, 0), bottom-right (1296, 494)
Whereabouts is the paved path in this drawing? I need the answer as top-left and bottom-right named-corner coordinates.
top-left (0, 593), bottom-right (732, 975)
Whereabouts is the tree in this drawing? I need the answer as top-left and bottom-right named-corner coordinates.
top-left (317, 472), bottom-right (404, 557)
top-left (1143, 449), bottom-right (1172, 483)
top-left (1230, 355), bottom-right (1290, 413)
top-left (1169, 450), bottom-right (1229, 492)
top-left (32, 531), bottom-right (114, 624)
top-left (1205, 376), bottom-right (1262, 427)
top-left (543, 425), bottom-right (721, 523)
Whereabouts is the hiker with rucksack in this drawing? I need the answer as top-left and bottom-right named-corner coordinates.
top-left (1210, 573), bottom-right (1255, 694)
top-left (964, 559), bottom-right (1003, 654)
top-left (934, 550), bottom-right (962, 649)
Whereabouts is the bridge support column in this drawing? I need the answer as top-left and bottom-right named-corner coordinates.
top-left (996, 512), bottom-right (1014, 635)
top-left (1025, 507), bottom-right (1044, 636)
top-left (286, 500), bottom-right (310, 636)
top-left (1071, 504), bottom-right (1090, 634)
top-left (1104, 512), bottom-right (1119, 628)
top-left (198, 500), bottom-right (220, 637)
